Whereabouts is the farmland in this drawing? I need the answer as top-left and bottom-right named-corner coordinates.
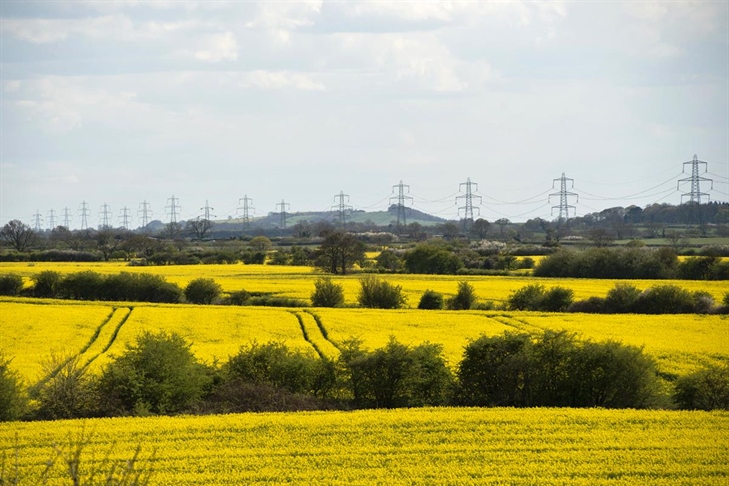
top-left (1, 261), bottom-right (727, 306)
top-left (2, 297), bottom-right (727, 385)
top-left (1, 407), bottom-right (727, 485)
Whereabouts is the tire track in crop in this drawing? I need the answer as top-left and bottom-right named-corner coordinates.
top-left (288, 310), bottom-right (329, 360)
top-left (488, 314), bottom-right (542, 333)
top-left (32, 306), bottom-right (118, 391)
top-left (302, 309), bottom-right (341, 351)
top-left (80, 307), bottom-right (133, 371)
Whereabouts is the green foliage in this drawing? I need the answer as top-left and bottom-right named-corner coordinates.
top-left (337, 337), bottom-right (453, 408)
top-left (224, 341), bottom-right (331, 397)
top-left (0, 354), bottom-right (26, 421)
top-left (673, 364), bottom-right (729, 410)
top-left (224, 289), bottom-right (251, 306)
top-left (0, 274), bottom-right (23, 296)
top-left (184, 278), bottom-right (222, 305)
top-left (375, 249), bottom-right (402, 272)
top-left (634, 285), bottom-right (695, 314)
top-left (446, 281), bottom-right (477, 310)
top-left (534, 248), bottom-right (681, 279)
top-left (246, 296), bottom-right (308, 307)
top-left (97, 331), bottom-right (212, 415)
top-left (403, 243), bottom-right (464, 274)
top-left (310, 277), bottom-right (345, 308)
top-left (357, 275), bottom-right (407, 309)
top-left (249, 236), bottom-right (272, 252)
top-left (33, 354), bottom-right (97, 420)
top-left (506, 284), bottom-right (546, 311)
top-left (417, 289), bottom-right (444, 310)
top-left (456, 331), bottom-right (659, 408)
top-left (32, 270), bottom-right (63, 298)
top-left (57, 271), bottom-right (105, 300)
top-left (604, 283), bottom-right (641, 313)
top-left (539, 286), bottom-right (573, 312)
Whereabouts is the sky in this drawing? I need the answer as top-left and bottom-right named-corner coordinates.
top-left (1, 1), bottom-right (728, 229)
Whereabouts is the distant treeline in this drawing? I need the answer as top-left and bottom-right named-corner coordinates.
top-left (2, 329), bottom-right (727, 423)
top-left (534, 248), bottom-right (729, 280)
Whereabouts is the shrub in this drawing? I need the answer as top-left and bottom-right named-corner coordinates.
top-left (246, 296), bottom-right (308, 307)
top-left (32, 270), bottom-right (63, 298)
top-left (97, 331), bottom-right (212, 415)
top-left (311, 277), bottom-right (345, 307)
top-left (691, 291), bottom-right (714, 314)
top-left (58, 271), bottom-right (105, 300)
top-left (539, 286), bottom-right (573, 312)
top-left (0, 354), bottom-right (27, 421)
top-left (634, 285), bottom-right (695, 314)
top-left (224, 289), bottom-right (251, 306)
top-left (604, 283), bottom-right (641, 313)
top-left (568, 297), bottom-right (605, 313)
top-left (418, 289), bottom-right (444, 310)
top-left (673, 364), bottom-right (729, 410)
top-left (403, 244), bottom-right (464, 274)
top-left (0, 274), bottom-right (23, 296)
top-left (33, 353), bottom-right (97, 420)
top-left (102, 272), bottom-right (182, 303)
top-left (184, 278), bottom-right (222, 305)
top-left (506, 284), bottom-right (546, 311)
top-left (357, 275), bottom-right (407, 309)
top-left (446, 281), bottom-right (477, 310)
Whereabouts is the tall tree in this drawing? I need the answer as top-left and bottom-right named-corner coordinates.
top-left (315, 230), bottom-right (365, 275)
top-left (0, 220), bottom-right (37, 252)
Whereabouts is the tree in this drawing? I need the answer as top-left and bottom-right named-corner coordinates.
top-left (471, 218), bottom-right (490, 239)
top-left (357, 275), bottom-right (407, 309)
top-left (34, 353), bottom-right (96, 420)
top-left (310, 277), bottom-right (345, 307)
top-left (588, 228), bottom-right (614, 247)
top-left (315, 231), bottom-right (365, 275)
top-left (495, 218), bottom-right (510, 239)
top-left (0, 220), bottom-right (37, 252)
top-left (249, 236), bottom-right (272, 252)
top-left (185, 278), bottom-right (222, 304)
top-left (418, 289), bottom-right (444, 310)
top-left (186, 218), bottom-right (214, 240)
top-left (94, 228), bottom-right (122, 261)
top-left (403, 243), bottom-right (463, 274)
top-left (446, 281), bottom-right (477, 310)
top-left (97, 331), bottom-right (212, 415)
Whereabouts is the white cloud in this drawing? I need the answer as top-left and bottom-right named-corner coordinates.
top-left (192, 32), bottom-right (238, 62)
top-left (242, 71), bottom-right (325, 91)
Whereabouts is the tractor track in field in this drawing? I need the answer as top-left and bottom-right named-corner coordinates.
top-left (289, 310), bottom-right (327, 360)
top-left (302, 309), bottom-right (340, 351)
top-left (80, 307), bottom-right (134, 370)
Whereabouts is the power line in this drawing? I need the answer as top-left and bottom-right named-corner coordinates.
top-left (32, 210), bottom-right (43, 232)
top-left (549, 173), bottom-right (578, 221)
top-left (390, 180), bottom-right (413, 229)
top-left (62, 207), bottom-right (72, 229)
top-left (456, 177), bottom-right (482, 231)
top-left (99, 203), bottom-right (112, 230)
top-left (79, 201), bottom-right (90, 230)
top-left (47, 209), bottom-right (56, 230)
top-left (678, 154), bottom-right (714, 225)
top-left (237, 195), bottom-right (255, 228)
top-left (276, 199), bottom-right (290, 229)
top-left (332, 191), bottom-right (353, 226)
top-left (166, 195), bottom-right (180, 224)
top-left (138, 200), bottom-right (152, 229)
top-left (119, 207), bottom-right (131, 230)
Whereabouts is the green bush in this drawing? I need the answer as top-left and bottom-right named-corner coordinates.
top-left (311, 277), bottom-right (345, 307)
top-left (0, 274), bottom-right (23, 296)
top-left (97, 331), bottom-right (212, 415)
top-left (506, 284), bottom-right (546, 311)
top-left (634, 285), bottom-right (695, 314)
top-left (32, 270), bottom-right (63, 298)
top-left (33, 354), bottom-right (97, 420)
top-left (403, 244), bottom-right (464, 274)
top-left (418, 289), bottom-right (444, 310)
top-left (604, 283), bottom-right (641, 313)
top-left (0, 354), bottom-right (27, 421)
top-left (539, 286), bottom-right (574, 312)
top-left (357, 275), bottom-right (407, 309)
top-left (58, 271), bottom-right (105, 300)
top-left (225, 289), bottom-right (251, 305)
top-left (446, 281), bottom-right (477, 310)
top-left (673, 364), bottom-right (729, 410)
top-left (184, 278), bottom-right (222, 304)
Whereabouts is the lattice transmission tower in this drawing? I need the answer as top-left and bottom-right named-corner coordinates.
top-left (119, 207), bottom-right (131, 230)
top-left (549, 173), bottom-right (578, 221)
top-left (79, 201), bottom-right (90, 230)
top-left (276, 200), bottom-right (290, 229)
top-left (678, 154), bottom-right (714, 225)
top-left (138, 201), bottom-right (152, 229)
top-left (62, 207), bottom-right (72, 229)
top-left (166, 195), bottom-right (180, 224)
top-left (47, 209), bottom-right (56, 230)
top-left (332, 191), bottom-right (353, 226)
top-left (33, 210), bottom-right (43, 232)
top-left (456, 178), bottom-right (482, 231)
top-left (237, 195), bottom-right (255, 230)
top-left (390, 180), bottom-right (413, 230)
top-left (200, 200), bottom-right (215, 220)
top-left (99, 203), bottom-right (112, 229)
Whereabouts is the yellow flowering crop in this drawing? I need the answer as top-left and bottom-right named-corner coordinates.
top-left (1, 407), bottom-right (727, 485)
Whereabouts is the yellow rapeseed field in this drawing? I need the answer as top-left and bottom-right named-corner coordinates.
top-left (0, 407), bottom-right (727, 485)
top-left (1, 261), bottom-right (726, 306)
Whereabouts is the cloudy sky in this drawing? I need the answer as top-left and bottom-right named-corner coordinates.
top-left (1, 1), bottom-right (727, 229)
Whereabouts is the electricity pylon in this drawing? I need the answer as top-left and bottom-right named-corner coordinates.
top-left (390, 180), bottom-right (413, 230)
top-left (332, 191), bottom-right (353, 226)
top-left (456, 178), bottom-right (482, 231)
top-left (276, 200), bottom-right (290, 229)
top-left (549, 173), bottom-right (578, 221)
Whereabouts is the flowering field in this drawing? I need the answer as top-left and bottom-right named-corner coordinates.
top-left (1, 262), bottom-right (727, 306)
top-left (1, 407), bottom-right (727, 485)
top-left (2, 298), bottom-right (726, 384)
